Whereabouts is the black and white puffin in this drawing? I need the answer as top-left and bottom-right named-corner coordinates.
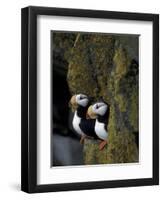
top-left (87, 101), bottom-right (110, 150)
top-left (70, 94), bottom-right (96, 143)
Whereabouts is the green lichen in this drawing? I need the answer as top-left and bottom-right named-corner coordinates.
top-left (107, 104), bottom-right (138, 163)
top-left (67, 35), bottom-right (97, 97)
top-left (115, 94), bottom-right (127, 112)
top-left (83, 139), bottom-right (108, 165)
top-left (107, 132), bottom-right (138, 163)
top-left (65, 33), bottom-right (139, 164)
top-left (129, 87), bottom-right (139, 131)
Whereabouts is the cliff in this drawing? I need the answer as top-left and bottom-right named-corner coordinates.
top-left (67, 33), bottom-right (139, 164)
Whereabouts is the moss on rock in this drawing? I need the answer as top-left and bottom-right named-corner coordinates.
top-left (67, 34), bottom-right (98, 97)
top-left (66, 33), bottom-right (139, 164)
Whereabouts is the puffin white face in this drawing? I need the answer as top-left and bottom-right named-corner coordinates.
top-left (75, 94), bottom-right (89, 107)
top-left (92, 102), bottom-right (108, 116)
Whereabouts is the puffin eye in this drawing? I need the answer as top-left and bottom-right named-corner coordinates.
top-left (96, 104), bottom-right (99, 109)
top-left (80, 95), bottom-right (86, 100)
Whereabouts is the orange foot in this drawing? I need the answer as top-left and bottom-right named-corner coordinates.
top-left (99, 140), bottom-right (107, 150)
top-left (80, 135), bottom-right (86, 144)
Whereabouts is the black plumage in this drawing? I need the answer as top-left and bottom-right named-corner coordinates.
top-left (79, 118), bottom-right (97, 139)
top-left (76, 105), bottom-right (97, 139)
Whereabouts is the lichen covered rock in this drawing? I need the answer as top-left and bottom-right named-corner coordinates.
top-left (66, 33), bottom-right (139, 164)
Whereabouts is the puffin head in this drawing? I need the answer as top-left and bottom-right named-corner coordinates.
top-left (70, 94), bottom-right (89, 111)
top-left (87, 102), bottom-right (109, 119)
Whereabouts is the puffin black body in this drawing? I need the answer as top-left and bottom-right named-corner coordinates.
top-left (77, 105), bottom-right (97, 139)
top-left (70, 94), bottom-right (97, 143)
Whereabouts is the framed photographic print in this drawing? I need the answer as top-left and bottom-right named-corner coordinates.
top-left (21, 6), bottom-right (159, 193)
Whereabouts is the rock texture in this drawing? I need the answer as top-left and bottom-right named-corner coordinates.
top-left (52, 32), bottom-right (139, 164)
top-left (67, 33), bottom-right (139, 164)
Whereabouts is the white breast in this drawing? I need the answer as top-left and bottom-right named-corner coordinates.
top-left (72, 111), bottom-right (84, 136)
top-left (95, 120), bottom-right (108, 140)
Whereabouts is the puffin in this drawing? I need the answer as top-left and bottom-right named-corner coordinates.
top-left (87, 101), bottom-right (110, 150)
top-left (70, 94), bottom-right (96, 143)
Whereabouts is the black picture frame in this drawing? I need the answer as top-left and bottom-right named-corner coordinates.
top-left (21, 6), bottom-right (159, 193)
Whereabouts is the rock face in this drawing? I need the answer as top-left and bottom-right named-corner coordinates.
top-left (67, 33), bottom-right (139, 164)
top-left (52, 32), bottom-right (76, 136)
